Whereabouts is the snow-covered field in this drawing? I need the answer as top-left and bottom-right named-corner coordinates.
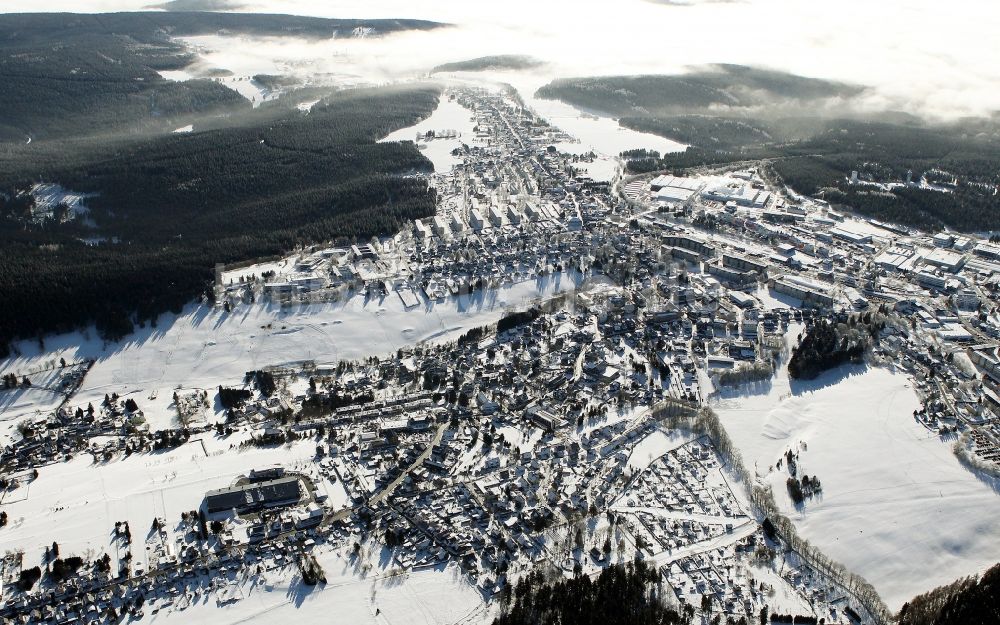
top-left (753, 286), bottom-right (803, 311)
top-left (626, 428), bottom-right (695, 472)
top-left (837, 217), bottom-right (900, 240)
top-left (0, 362), bottom-right (89, 442)
top-left (142, 553), bottom-right (488, 625)
top-left (711, 347), bottom-right (1000, 608)
top-left (380, 95), bottom-right (480, 172)
top-left (220, 258), bottom-right (295, 285)
top-left (1, 274), bottom-right (583, 436)
top-left (0, 385), bottom-right (66, 431)
top-left (1, 385), bottom-right (62, 421)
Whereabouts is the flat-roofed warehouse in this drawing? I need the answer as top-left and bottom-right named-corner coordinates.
top-left (921, 248), bottom-right (967, 273)
top-left (204, 476), bottom-right (304, 515)
top-left (649, 175), bottom-right (702, 193)
top-left (655, 186), bottom-right (697, 203)
top-left (649, 175), bottom-right (702, 203)
top-left (829, 227), bottom-right (872, 246)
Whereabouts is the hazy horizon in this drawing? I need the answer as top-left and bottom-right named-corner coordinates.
top-left (3, 0), bottom-right (999, 121)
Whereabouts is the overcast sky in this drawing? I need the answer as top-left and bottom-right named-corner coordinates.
top-left (5, 0), bottom-right (998, 120)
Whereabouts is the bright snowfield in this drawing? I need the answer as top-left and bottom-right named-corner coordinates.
top-left (380, 95), bottom-right (479, 172)
top-left (0, 273), bottom-right (583, 437)
top-left (710, 339), bottom-right (1000, 609)
top-left (0, 363), bottom-right (75, 429)
top-left (141, 555), bottom-right (486, 625)
top-left (383, 76), bottom-right (680, 182)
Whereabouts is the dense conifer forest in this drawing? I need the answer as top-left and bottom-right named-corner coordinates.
top-left (0, 12), bottom-right (440, 142)
top-left (495, 560), bottom-right (687, 625)
top-left (897, 562), bottom-right (1000, 625)
top-left (537, 65), bottom-right (862, 118)
top-left (494, 558), bottom-right (1000, 625)
top-left (0, 84), bottom-right (442, 356)
top-left (432, 55), bottom-right (543, 74)
top-left (787, 314), bottom-right (884, 380)
top-left (621, 116), bottom-right (778, 152)
top-left (0, 12), bottom-right (450, 356)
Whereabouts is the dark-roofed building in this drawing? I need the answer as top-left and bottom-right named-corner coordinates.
top-left (248, 467), bottom-right (285, 482)
top-left (204, 476), bottom-right (303, 515)
top-left (662, 234), bottom-right (716, 259)
top-left (723, 254), bottom-right (767, 275)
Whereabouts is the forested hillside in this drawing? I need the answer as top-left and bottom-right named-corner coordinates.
top-left (898, 562), bottom-right (1000, 625)
top-left (537, 65), bottom-right (863, 117)
top-left (767, 120), bottom-right (1000, 231)
top-left (0, 85), bottom-right (442, 355)
top-left (494, 560), bottom-right (685, 625)
top-left (621, 115), bottom-right (779, 152)
top-left (0, 12), bottom-right (440, 141)
top-left (786, 314), bottom-right (885, 380)
top-left (432, 55), bottom-right (543, 73)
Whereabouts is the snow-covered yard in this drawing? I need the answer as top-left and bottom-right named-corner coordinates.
top-left (712, 357), bottom-right (1000, 609)
top-left (141, 554), bottom-right (488, 625)
top-left (380, 95), bottom-right (480, 172)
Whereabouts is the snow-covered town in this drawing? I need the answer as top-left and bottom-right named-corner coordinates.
top-left (2, 86), bottom-right (1000, 625)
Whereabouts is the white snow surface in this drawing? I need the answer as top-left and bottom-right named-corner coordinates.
top-left (711, 350), bottom-right (1000, 609)
top-left (141, 555), bottom-right (487, 625)
top-left (380, 95), bottom-right (479, 172)
top-left (0, 381), bottom-right (67, 434)
top-left (626, 428), bottom-right (696, 472)
top-left (0, 432), bottom-right (488, 622)
top-left (506, 73), bottom-right (687, 158)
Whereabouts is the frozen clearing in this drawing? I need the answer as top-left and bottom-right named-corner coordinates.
top-left (753, 286), bottom-right (802, 311)
top-left (626, 428), bottom-right (695, 472)
top-left (0, 385), bottom-right (65, 430)
top-left (220, 258), bottom-right (293, 285)
top-left (297, 99), bottom-right (320, 112)
top-left (156, 36), bottom-right (290, 106)
top-left (1, 275), bottom-right (583, 436)
top-left (142, 554), bottom-right (488, 625)
top-left (380, 95), bottom-right (479, 172)
top-left (711, 356), bottom-right (1000, 609)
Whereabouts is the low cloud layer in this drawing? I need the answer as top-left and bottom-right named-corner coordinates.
top-left (147, 0), bottom-right (246, 11)
top-left (643, 0), bottom-right (744, 6)
top-left (5, 0), bottom-right (998, 121)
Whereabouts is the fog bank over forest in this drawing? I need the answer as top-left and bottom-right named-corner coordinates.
top-left (4, 0), bottom-right (999, 121)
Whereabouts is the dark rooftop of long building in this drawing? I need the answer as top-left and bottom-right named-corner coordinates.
top-left (204, 476), bottom-right (302, 514)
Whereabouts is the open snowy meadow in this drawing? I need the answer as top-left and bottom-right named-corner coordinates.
top-left (711, 340), bottom-right (1000, 609)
